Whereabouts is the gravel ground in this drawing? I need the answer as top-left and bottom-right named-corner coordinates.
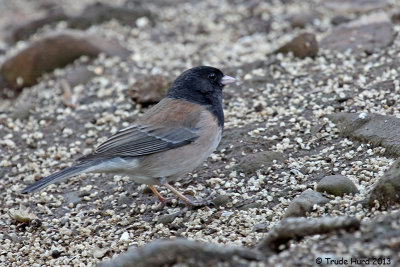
top-left (1, 0), bottom-right (400, 266)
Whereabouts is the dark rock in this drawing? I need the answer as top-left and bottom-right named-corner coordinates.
top-left (324, 0), bottom-right (388, 13)
top-left (368, 158), bottom-right (400, 209)
top-left (129, 75), bottom-right (171, 105)
top-left (276, 33), bottom-right (318, 58)
top-left (321, 14), bottom-right (394, 53)
top-left (283, 189), bottom-right (330, 218)
top-left (238, 151), bottom-right (286, 174)
top-left (51, 250), bottom-right (62, 258)
top-left (68, 2), bottom-right (153, 29)
top-left (8, 8), bottom-right (68, 43)
top-left (288, 12), bottom-right (317, 28)
top-left (328, 112), bottom-right (400, 156)
top-left (392, 11), bottom-right (400, 24)
top-left (316, 175), bottom-right (359, 197)
top-left (331, 15), bottom-right (352, 26)
top-left (0, 30), bottom-right (130, 89)
top-left (254, 103), bottom-right (263, 112)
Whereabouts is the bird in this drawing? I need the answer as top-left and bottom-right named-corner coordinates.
top-left (22, 66), bottom-right (236, 209)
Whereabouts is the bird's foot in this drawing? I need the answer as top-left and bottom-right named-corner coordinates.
top-left (155, 196), bottom-right (176, 211)
top-left (181, 194), bottom-right (216, 209)
top-left (163, 183), bottom-right (216, 210)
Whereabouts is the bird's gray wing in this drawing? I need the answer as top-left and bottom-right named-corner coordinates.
top-left (77, 124), bottom-right (199, 162)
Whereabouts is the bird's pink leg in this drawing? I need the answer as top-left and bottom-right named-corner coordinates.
top-left (163, 183), bottom-right (214, 207)
top-left (148, 185), bottom-right (174, 210)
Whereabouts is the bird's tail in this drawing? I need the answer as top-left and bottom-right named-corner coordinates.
top-left (21, 163), bottom-right (90, 193)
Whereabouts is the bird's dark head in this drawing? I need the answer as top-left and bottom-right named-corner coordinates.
top-left (166, 66), bottom-right (236, 127)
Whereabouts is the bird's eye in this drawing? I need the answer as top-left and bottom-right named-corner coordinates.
top-left (208, 73), bottom-right (216, 80)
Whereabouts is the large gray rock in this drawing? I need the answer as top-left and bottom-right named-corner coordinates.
top-left (321, 13), bottom-right (394, 53)
top-left (283, 189), bottom-right (330, 218)
top-left (316, 175), bottom-right (359, 197)
top-left (369, 158), bottom-right (400, 209)
top-left (98, 238), bottom-right (262, 267)
top-left (328, 112), bottom-right (400, 156)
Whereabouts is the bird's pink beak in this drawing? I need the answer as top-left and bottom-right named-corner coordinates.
top-left (221, 75), bottom-right (236, 85)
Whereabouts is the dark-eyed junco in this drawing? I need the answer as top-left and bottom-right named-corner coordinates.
top-left (22, 66), bottom-right (236, 208)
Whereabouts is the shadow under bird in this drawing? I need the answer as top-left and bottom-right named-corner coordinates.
top-left (22, 66), bottom-right (236, 209)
